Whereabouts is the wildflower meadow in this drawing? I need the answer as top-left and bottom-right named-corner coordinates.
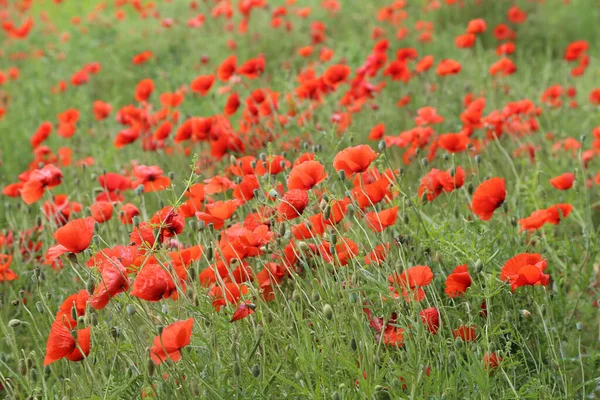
top-left (0, 0), bottom-right (599, 398)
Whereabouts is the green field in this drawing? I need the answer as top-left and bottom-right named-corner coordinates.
top-left (1, 0), bottom-right (600, 398)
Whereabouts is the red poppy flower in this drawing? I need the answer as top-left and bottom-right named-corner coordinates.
top-left (21, 164), bottom-right (63, 204)
top-left (500, 253), bottom-right (549, 291)
top-left (149, 319), bottom-right (194, 364)
top-left (483, 353), bottom-right (502, 370)
top-left (420, 307), bottom-right (440, 334)
top-left (277, 189), bottom-right (309, 221)
top-left (44, 323), bottom-right (90, 366)
top-left (287, 160), bottom-right (327, 190)
top-left (438, 133), bottom-right (469, 153)
top-left (366, 206), bottom-right (398, 232)
top-left (47, 217), bottom-right (95, 259)
top-left (0, 254), bottom-right (17, 282)
top-left (210, 282), bottom-right (249, 311)
top-left (323, 64), bottom-right (351, 88)
top-left (466, 19), bottom-right (487, 34)
top-left (89, 257), bottom-right (131, 309)
top-left (444, 264), bottom-right (471, 298)
top-left (230, 302), bottom-right (256, 322)
top-left (333, 145), bottom-right (378, 177)
top-left (549, 173), bottom-right (574, 190)
top-left (218, 55), bottom-right (237, 81)
top-left (134, 78), bottom-right (154, 102)
top-left (388, 265), bottom-right (433, 302)
top-left (190, 74), bottom-right (215, 96)
top-left (131, 165), bottom-right (171, 192)
top-left (471, 177), bottom-right (506, 221)
top-left (131, 264), bottom-right (180, 302)
top-left (436, 59), bottom-right (461, 76)
top-left (453, 325), bottom-right (477, 341)
top-left (90, 202), bottom-right (113, 223)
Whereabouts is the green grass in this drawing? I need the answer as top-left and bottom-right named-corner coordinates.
top-left (1, 0), bottom-right (600, 398)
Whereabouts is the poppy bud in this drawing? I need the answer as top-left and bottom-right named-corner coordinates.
top-left (86, 279), bottom-right (95, 294)
top-left (18, 358), bottom-right (27, 375)
top-left (350, 338), bottom-right (358, 351)
top-left (378, 140), bottom-right (386, 152)
top-left (132, 216), bottom-right (141, 227)
top-left (347, 204), bottom-right (355, 218)
top-left (9, 319), bottom-right (21, 328)
top-left (110, 326), bottom-right (120, 338)
top-left (35, 215), bottom-right (42, 227)
top-left (323, 205), bottom-right (331, 221)
top-left (90, 312), bottom-right (98, 326)
top-left (292, 290), bottom-right (302, 302)
top-left (467, 183), bottom-right (474, 194)
top-left (576, 322), bottom-right (583, 332)
top-left (206, 245), bottom-right (213, 261)
top-left (135, 184), bottom-right (145, 196)
top-left (311, 290), bottom-right (320, 302)
top-left (230, 155), bottom-right (237, 165)
top-left (36, 301), bottom-right (44, 314)
top-left (580, 134), bottom-right (586, 143)
top-left (330, 232), bottom-right (337, 245)
top-left (161, 304), bottom-right (169, 314)
top-left (503, 202), bottom-right (509, 213)
top-left (521, 309), bottom-right (531, 319)
top-left (474, 259), bottom-right (482, 273)
top-left (338, 170), bottom-right (346, 181)
top-left (268, 189), bottom-right (279, 198)
top-left (332, 391), bottom-right (341, 400)
top-left (126, 305), bottom-right (137, 316)
top-left (474, 155), bottom-right (482, 164)
top-left (253, 188), bottom-right (260, 199)
top-left (198, 220), bottom-right (206, 231)
top-left (443, 153), bottom-right (449, 161)
top-left (303, 142), bottom-right (309, 150)
top-left (233, 361), bottom-right (241, 376)
top-left (168, 171), bottom-right (175, 180)
top-left (259, 153), bottom-right (267, 161)
top-left (147, 358), bottom-right (155, 376)
top-left (323, 304), bottom-right (334, 320)
top-left (421, 158), bottom-right (428, 167)
top-left (250, 161), bottom-right (257, 169)
top-left (71, 305), bottom-right (78, 323)
top-left (251, 364), bottom-right (261, 378)
top-left (30, 368), bottom-right (38, 382)
top-left (90, 173), bottom-right (97, 181)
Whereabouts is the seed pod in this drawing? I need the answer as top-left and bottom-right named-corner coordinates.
top-left (350, 338), bottom-right (358, 351)
top-left (8, 319), bottom-right (21, 328)
top-left (251, 364), bottom-right (261, 378)
top-left (576, 322), bottom-right (583, 332)
top-left (323, 304), bottom-right (334, 320)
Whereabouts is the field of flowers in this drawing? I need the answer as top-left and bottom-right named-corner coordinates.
top-left (1, 0), bottom-right (600, 398)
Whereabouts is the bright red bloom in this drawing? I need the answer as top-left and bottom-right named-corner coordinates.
top-left (0, 254), bottom-right (17, 282)
top-left (483, 353), bottom-right (502, 370)
top-left (230, 302), bottom-right (256, 322)
top-left (366, 206), bottom-right (398, 232)
top-left (89, 257), bottom-right (131, 309)
top-left (420, 307), bottom-right (440, 334)
top-left (453, 325), bottom-right (477, 342)
top-left (277, 189), bottom-right (309, 221)
top-left (47, 217), bottom-right (95, 259)
top-left (149, 319), bottom-right (194, 364)
top-left (549, 173), bottom-right (574, 190)
top-left (444, 264), bottom-right (471, 298)
top-left (471, 177), bottom-right (506, 221)
top-left (131, 165), bottom-right (171, 192)
top-left (500, 253), bottom-right (549, 291)
top-left (131, 263), bottom-right (180, 302)
top-left (333, 145), bottom-right (378, 177)
top-left (438, 133), bottom-right (469, 153)
top-left (287, 160), bottom-right (327, 190)
top-left (190, 74), bottom-right (215, 95)
top-left (388, 265), bottom-right (433, 302)
top-left (44, 322), bottom-right (90, 366)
